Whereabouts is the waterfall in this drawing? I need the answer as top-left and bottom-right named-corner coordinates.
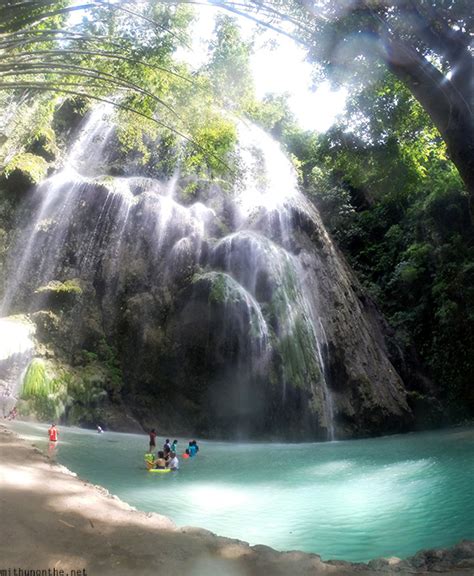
top-left (0, 105), bottom-right (413, 439)
top-left (226, 122), bottom-right (337, 438)
top-left (0, 317), bottom-right (35, 417)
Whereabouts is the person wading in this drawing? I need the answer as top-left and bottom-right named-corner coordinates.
top-left (48, 424), bottom-right (58, 442)
top-left (149, 429), bottom-right (157, 452)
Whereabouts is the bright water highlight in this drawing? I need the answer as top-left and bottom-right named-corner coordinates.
top-left (10, 422), bottom-right (474, 562)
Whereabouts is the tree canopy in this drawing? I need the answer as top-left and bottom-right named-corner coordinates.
top-left (208, 0), bottom-right (473, 217)
top-left (0, 0), bottom-right (243, 175)
top-left (284, 67), bottom-right (474, 421)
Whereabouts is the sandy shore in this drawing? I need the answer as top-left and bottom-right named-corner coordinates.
top-left (1, 425), bottom-right (473, 576)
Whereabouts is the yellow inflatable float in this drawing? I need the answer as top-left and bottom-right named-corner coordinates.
top-left (144, 453), bottom-right (155, 469)
top-left (144, 453), bottom-right (171, 473)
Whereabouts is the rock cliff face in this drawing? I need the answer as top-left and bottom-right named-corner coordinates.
top-left (0, 106), bottom-right (414, 439)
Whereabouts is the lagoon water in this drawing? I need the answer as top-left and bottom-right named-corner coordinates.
top-left (9, 421), bottom-right (474, 562)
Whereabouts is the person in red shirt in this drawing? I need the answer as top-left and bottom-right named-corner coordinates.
top-left (48, 424), bottom-right (58, 442)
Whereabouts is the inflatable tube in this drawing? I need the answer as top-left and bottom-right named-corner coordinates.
top-left (144, 453), bottom-right (155, 470)
top-left (149, 468), bottom-right (171, 473)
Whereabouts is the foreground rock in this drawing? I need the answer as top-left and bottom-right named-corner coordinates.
top-left (1, 426), bottom-right (473, 575)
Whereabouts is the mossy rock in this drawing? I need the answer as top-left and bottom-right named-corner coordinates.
top-left (18, 394), bottom-right (65, 422)
top-left (35, 279), bottom-right (83, 310)
top-left (52, 97), bottom-right (89, 141)
top-left (2, 152), bottom-right (48, 195)
top-left (19, 353), bottom-right (114, 425)
top-left (31, 310), bottom-right (61, 343)
top-left (193, 271), bottom-right (245, 305)
top-left (20, 357), bottom-right (68, 421)
top-left (27, 126), bottom-right (59, 162)
top-left (36, 279), bottom-right (83, 294)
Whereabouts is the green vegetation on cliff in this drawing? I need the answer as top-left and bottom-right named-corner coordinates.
top-left (4, 152), bottom-right (48, 184)
top-left (20, 347), bottom-right (123, 425)
top-left (35, 279), bottom-right (83, 295)
top-left (22, 359), bottom-right (52, 398)
top-left (1, 0), bottom-right (472, 431)
top-left (280, 76), bottom-right (474, 421)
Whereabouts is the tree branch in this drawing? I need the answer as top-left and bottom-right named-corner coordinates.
top-left (0, 81), bottom-right (234, 173)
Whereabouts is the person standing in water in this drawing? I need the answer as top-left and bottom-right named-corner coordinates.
top-left (167, 451), bottom-right (179, 471)
top-left (48, 424), bottom-right (58, 442)
top-left (149, 429), bottom-right (157, 452)
top-left (171, 439), bottom-right (178, 453)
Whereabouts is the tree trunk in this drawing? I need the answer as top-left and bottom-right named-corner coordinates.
top-left (384, 38), bottom-right (474, 219)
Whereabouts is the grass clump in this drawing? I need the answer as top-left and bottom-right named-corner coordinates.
top-left (22, 359), bottom-right (53, 398)
top-left (35, 279), bottom-right (83, 295)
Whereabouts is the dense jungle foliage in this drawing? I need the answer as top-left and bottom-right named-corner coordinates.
top-left (202, 0), bottom-right (474, 212)
top-left (291, 84), bottom-right (474, 422)
top-left (0, 0), bottom-right (472, 425)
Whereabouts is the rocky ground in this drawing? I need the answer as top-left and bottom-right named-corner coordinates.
top-left (0, 424), bottom-right (473, 576)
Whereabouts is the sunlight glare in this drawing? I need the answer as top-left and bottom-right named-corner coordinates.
top-left (178, 6), bottom-right (347, 132)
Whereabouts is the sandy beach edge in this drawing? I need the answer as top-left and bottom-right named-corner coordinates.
top-left (1, 424), bottom-right (473, 576)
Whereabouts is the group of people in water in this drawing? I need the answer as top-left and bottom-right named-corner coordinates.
top-left (146, 429), bottom-right (200, 471)
top-left (46, 424), bottom-right (197, 474)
